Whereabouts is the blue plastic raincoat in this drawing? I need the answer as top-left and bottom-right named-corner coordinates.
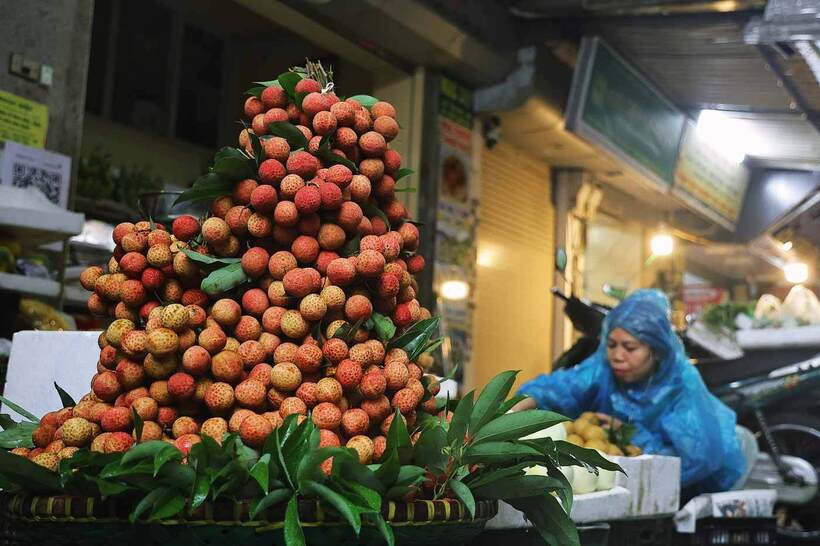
top-left (518, 289), bottom-right (744, 497)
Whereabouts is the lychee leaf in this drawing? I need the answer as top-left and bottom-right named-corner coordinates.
top-left (53, 382), bottom-right (76, 408)
top-left (341, 234), bottom-right (361, 257)
top-left (244, 85), bottom-right (265, 98)
top-left (348, 94), bottom-right (380, 109)
top-left (394, 168), bottom-right (415, 181)
top-left (314, 144), bottom-right (358, 173)
top-left (387, 317), bottom-right (439, 351)
top-left (419, 337), bottom-right (444, 357)
top-left (213, 146), bottom-right (255, 180)
top-left (362, 202), bottom-right (390, 232)
top-left (449, 478), bottom-right (476, 519)
top-left (295, 91), bottom-right (309, 111)
top-left (365, 512), bottom-right (396, 546)
top-left (284, 493), bottom-right (306, 546)
top-left (174, 172), bottom-right (232, 206)
top-left (469, 370), bottom-right (518, 435)
top-left (471, 410), bottom-right (569, 445)
top-left (120, 440), bottom-right (169, 465)
top-left (553, 441), bottom-right (623, 473)
top-left (253, 79), bottom-right (282, 88)
top-left (412, 425), bottom-right (447, 473)
top-left (200, 262), bottom-right (250, 295)
top-left (132, 408), bottom-right (144, 445)
top-left (250, 488), bottom-right (292, 520)
top-left (372, 312), bottom-right (397, 341)
top-left (447, 390), bottom-right (475, 445)
top-left (333, 317), bottom-right (365, 342)
top-left (394, 187), bottom-right (417, 193)
top-left (386, 408), bottom-right (413, 464)
top-left (181, 248), bottom-right (240, 266)
top-left (0, 395), bottom-right (39, 424)
top-left (247, 124), bottom-right (265, 168)
top-left (250, 453), bottom-right (272, 493)
top-left (269, 121), bottom-right (309, 150)
top-left (147, 488), bottom-right (187, 521)
top-left (0, 421), bottom-right (36, 449)
top-left (277, 71), bottom-right (303, 101)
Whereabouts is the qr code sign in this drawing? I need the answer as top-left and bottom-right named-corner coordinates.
top-left (12, 162), bottom-right (63, 205)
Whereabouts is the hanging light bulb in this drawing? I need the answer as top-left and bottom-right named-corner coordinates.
top-left (783, 262), bottom-right (809, 284)
top-left (650, 231), bottom-right (674, 257)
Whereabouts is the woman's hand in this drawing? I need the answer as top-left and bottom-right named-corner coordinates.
top-left (596, 413), bottom-right (623, 429)
top-left (509, 398), bottom-right (536, 412)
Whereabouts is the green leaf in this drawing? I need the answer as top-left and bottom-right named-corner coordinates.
top-left (420, 337), bottom-right (443, 356)
top-left (284, 494), bottom-right (306, 546)
top-left (0, 414), bottom-right (16, 430)
top-left (449, 479), bottom-right (475, 518)
top-left (174, 172), bottom-right (232, 205)
top-left (394, 168), bottom-right (415, 181)
top-left (394, 187), bottom-right (417, 193)
top-left (387, 317), bottom-right (439, 350)
top-left (386, 408), bottom-right (412, 464)
top-left (244, 85), bottom-right (265, 98)
top-left (447, 391), bottom-right (474, 445)
top-left (347, 94), bottom-right (380, 109)
top-left (249, 131), bottom-right (264, 168)
top-left (250, 453), bottom-right (271, 493)
top-left (157, 462), bottom-right (196, 491)
top-left (148, 489), bottom-right (186, 521)
top-left (0, 421), bottom-right (36, 449)
top-left (277, 71), bottom-right (302, 101)
top-left (250, 488), bottom-right (292, 520)
top-left (303, 480), bottom-right (362, 535)
top-left (463, 441), bottom-right (544, 464)
top-left (130, 487), bottom-right (166, 523)
top-left (212, 147), bottom-right (254, 181)
top-left (53, 383), bottom-right (76, 407)
top-left (365, 512), bottom-right (395, 546)
top-left (181, 248), bottom-right (240, 267)
top-left (121, 440), bottom-right (170, 465)
top-left (332, 317), bottom-right (365, 343)
top-left (549, 465), bottom-right (574, 513)
top-left (0, 449), bottom-right (61, 493)
top-left (314, 143), bottom-right (358, 173)
top-left (269, 121), bottom-right (309, 150)
top-left (88, 476), bottom-right (132, 497)
top-left (253, 79), bottom-right (282, 88)
top-left (497, 394), bottom-right (529, 416)
top-left (341, 233), bottom-right (361, 257)
top-left (372, 312), bottom-right (397, 342)
top-left (295, 446), bottom-right (349, 487)
top-left (190, 470), bottom-right (212, 511)
top-left (463, 462), bottom-right (536, 490)
top-left (412, 425), bottom-right (447, 474)
top-left (469, 371), bottom-right (518, 435)
top-left (374, 448), bottom-right (401, 491)
top-left (0, 394), bottom-right (39, 423)
top-left (471, 474), bottom-right (564, 500)
top-left (554, 441), bottom-right (624, 473)
top-left (472, 410), bottom-right (569, 444)
top-left (331, 452), bottom-right (384, 495)
top-left (132, 407), bottom-right (144, 444)
top-left (295, 91), bottom-right (309, 110)
top-left (200, 262), bottom-right (250, 295)
top-left (362, 202), bottom-right (390, 232)
top-left (336, 477), bottom-right (382, 511)
top-left (509, 495), bottom-right (580, 546)
top-left (154, 443), bottom-right (184, 476)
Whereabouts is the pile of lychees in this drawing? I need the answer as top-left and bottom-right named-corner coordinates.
top-left (12, 70), bottom-right (441, 472)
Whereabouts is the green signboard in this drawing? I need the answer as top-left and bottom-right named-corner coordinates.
top-left (567, 37), bottom-right (686, 188)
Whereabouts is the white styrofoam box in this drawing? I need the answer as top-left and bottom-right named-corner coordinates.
top-left (736, 325), bottom-right (820, 349)
top-left (613, 454), bottom-right (681, 516)
top-left (486, 487), bottom-right (632, 529)
top-left (1, 331), bottom-right (102, 420)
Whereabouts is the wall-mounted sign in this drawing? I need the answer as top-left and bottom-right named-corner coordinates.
top-left (0, 90), bottom-right (48, 148)
top-left (0, 141), bottom-right (71, 208)
top-left (673, 122), bottom-right (750, 229)
top-left (566, 37), bottom-right (686, 191)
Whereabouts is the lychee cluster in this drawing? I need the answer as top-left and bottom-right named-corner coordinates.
top-left (18, 75), bottom-right (440, 470)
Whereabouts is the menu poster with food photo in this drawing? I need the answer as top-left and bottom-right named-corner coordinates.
top-left (434, 76), bottom-right (478, 374)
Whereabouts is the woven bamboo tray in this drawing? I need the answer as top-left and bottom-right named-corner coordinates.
top-left (0, 492), bottom-right (496, 546)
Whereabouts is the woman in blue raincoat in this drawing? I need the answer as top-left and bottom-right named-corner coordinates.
top-left (512, 289), bottom-right (745, 499)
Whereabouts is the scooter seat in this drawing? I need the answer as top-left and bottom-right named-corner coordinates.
top-left (694, 346), bottom-right (820, 387)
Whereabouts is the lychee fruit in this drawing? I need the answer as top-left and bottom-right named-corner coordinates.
top-left (167, 372), bottom-right (196, 400)
top-left (322, 338), bottom-right (349, 364)
top-left (319, 182), bottom-right (343, 210)
top-left (341, 408), bottom-right (369, 437)
top-left (204, 382), bottom-right (235, 414)
top-left (92, 371), bottom-right (122, 402)
top-left (311, 402), bottom-right (342, 430)
top-left (287, 151), bottom-right (319, 179)
top-left (172, 416), bottom-right (199, 438)
top-left (278, 397), bottom-right (308, 418)
top-left (61, 417), bottom-right (94, 447)
top-left (235, 379), bottom-right (267, 408)
top-left (334, 359), bottom-right (363, 391)
top-left (199, 327), bottom-right (227, 355)
top-left (200, 417), bottom-right (228, 444)
top-left (241, 247), bottom-right (270, 279)
top-left (258, 159), bottom-right (286, 184)
top-left (346, 435), bottom-right (374, 464)
top-left (291, 235), bottom-right (320, 264)
top-left (294, 343), bottom-right (323, 373)
top-left (172, 215), bottom-right (200, 242)
top-left (270, 362), bottom-right (302, 392)
top-left (100, 406), bottom-right (132, 432)
top-left (211, 351), bottom-right (243, 384)
top-left (212, 298), bottom-right (241, 327)
top-left (345, 295), bottom-right (373, 322)
top-left (326, 258), bottom-right (356, 286)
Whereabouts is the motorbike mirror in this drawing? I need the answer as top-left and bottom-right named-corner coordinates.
top-left (555, 247), bottom-right (568, 273)
top-left (602, 283), bottom-right (626, 301)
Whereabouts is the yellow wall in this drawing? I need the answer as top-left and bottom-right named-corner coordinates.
top-left (469, 140), bottom-right (554, 392)
top-left (585, 213), bottom-right (645, 306)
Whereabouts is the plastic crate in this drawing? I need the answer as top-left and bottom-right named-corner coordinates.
top-left (609, 517), bottom-right (674, 546)
top-left (674, 518), bottom-right (777, 545)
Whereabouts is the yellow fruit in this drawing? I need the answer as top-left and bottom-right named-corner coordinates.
top-left (585, 439), bottom-right (609, 452)
top-left (625, 445), bottom-right (643, 457)
top-left (567, 434), bottom-right (584, 447)
top-left (580, 411), bottom-right (599, 425)
top-left (573, 419), bottom-right (590, 435)
top-left (607, 444), bottom-right (625, 456)
top-left (581, 424), bottom-right (607, 442)
top-left (564, 421), bottom-right (575, 435)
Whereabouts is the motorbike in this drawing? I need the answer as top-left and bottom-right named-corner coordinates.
top-left (551, 286), bottom-right (820, 542)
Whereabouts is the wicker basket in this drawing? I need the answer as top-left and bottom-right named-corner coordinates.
top-left (0, 492), bottom-right (497, 546)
